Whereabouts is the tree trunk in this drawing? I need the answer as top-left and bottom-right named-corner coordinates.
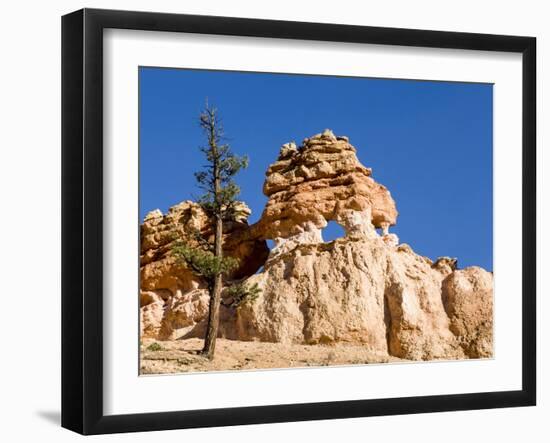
top-left (202, 214), bottom-right (223, 359)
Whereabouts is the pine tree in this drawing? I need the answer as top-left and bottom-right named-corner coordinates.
top-left (172, 103), bottom-right (251, 360)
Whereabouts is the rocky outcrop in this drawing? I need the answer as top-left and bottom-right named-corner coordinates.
top-left (442, 267), bottom-right (494, 358)
top-left (140, 131), bottom-right (493, 361)
top-left (252, 130), bottom-right (398, 248)
top-left (235, 238), bottom-right (391, 349)
top-left (233, 236), bottom-right (491, 360)
top-left (140, 291), bottom-right (166, 338)
top-left (139, 201), bottom-right (269, 338)
top-left (384, 244), bottom-right (462, 360)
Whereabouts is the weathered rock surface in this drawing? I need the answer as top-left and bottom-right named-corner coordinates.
top-left (252, 130), bottom-right (398, 242)
top-left (140, 131), bottom-right (493, 361)
top-left (140, 291), bottom-right (166, 338)
top-left (233, 236), bottom-right (491, 360)
top-left (139, 200), bottom-right (269, 338)
top-left (442, 267), bottom-right (494, 358)
top-left (157, 289), bottom-right (210, 340)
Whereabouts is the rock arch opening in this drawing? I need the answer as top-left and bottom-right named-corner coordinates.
top-left (322, 220), bottom-right (346, 243)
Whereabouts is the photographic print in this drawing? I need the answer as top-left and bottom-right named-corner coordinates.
top-left (138, 67), bottom-right (493, 375)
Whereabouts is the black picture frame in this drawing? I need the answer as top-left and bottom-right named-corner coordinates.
top-left (61, 8), bottom-right (536, 435)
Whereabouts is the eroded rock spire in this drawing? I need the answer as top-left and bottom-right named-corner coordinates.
top-left (253, 129), bottom-right (398, 254)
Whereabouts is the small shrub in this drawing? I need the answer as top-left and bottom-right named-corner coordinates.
top-left (147, 342), bottom-right (163, 352)
top-left (223, 282), bottom-right (261, 308)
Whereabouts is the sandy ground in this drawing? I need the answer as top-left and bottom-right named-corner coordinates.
top-left (140, 338), bottom-right (403, 374)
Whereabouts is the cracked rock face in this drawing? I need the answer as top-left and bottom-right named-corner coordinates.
top-left (140, 130), bottom-right (493, 362)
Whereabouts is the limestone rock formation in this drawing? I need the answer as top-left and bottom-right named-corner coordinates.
top-left (140, 291), bottom-right (166, 338)
top-left (233, 236), bottom-right (491, 360)
top-left (139, 200), bottom-right (269, 337)
top-left (441, 267), bottom-right (494, 358)
top-left (253, 130), bottom-right (398, 247)
top-left (140, 130), bottom-right (493, 361)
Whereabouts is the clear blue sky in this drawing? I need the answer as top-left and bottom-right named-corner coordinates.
top-left (139, 67), bottom-right (493, 271)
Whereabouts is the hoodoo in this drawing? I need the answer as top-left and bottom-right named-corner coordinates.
top-left (140, 131), bottom-right (493, 361)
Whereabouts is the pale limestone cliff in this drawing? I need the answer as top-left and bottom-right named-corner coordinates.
top-left (232, 236), bottom-right (492, 360)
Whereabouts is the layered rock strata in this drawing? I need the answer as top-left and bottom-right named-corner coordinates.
top-left (252, 130), bottom-right (398, 251)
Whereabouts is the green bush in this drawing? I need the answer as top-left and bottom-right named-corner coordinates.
top-left (223, 282), bottom-right (261, 308)
top-left (146, 342), bottom-right (163, 352)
